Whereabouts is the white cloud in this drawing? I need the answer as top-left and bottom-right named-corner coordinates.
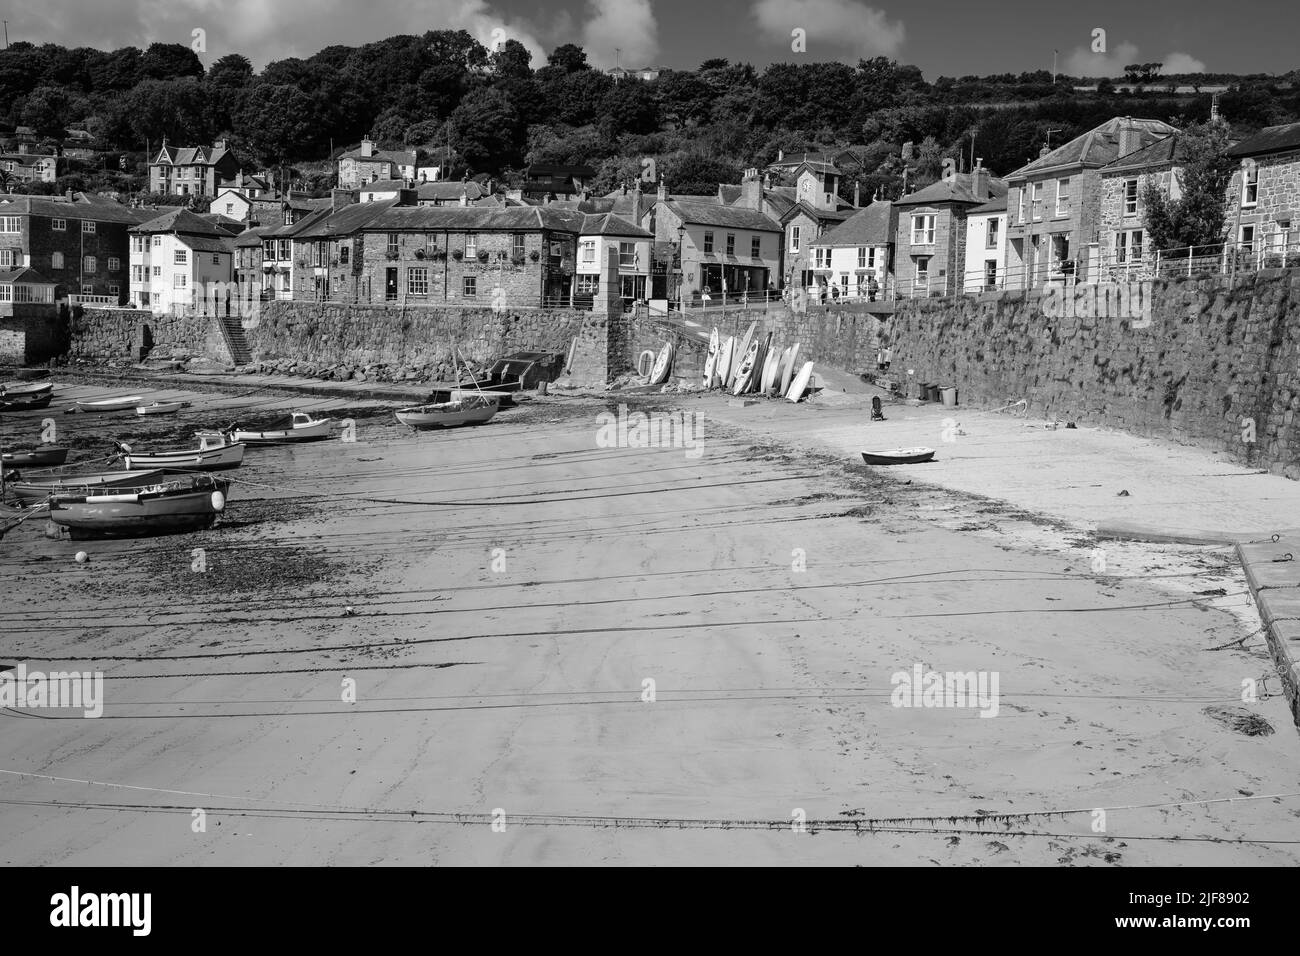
top-left (753, 0), bottom-right (905, 58)
top-left (580, 0), bottom-right (660, 70)
top-left (1161, 52), bottom-right (1207, 75)
top-left (1063, 41), bottom-right (1140, 78)
top-left (13, 0), bottom-right (549, 70)
top-left (1064, 41), bottom-right (1206, 78)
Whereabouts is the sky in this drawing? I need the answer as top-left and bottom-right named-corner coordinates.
top-left (3, 0), bottom-right (1297, 77)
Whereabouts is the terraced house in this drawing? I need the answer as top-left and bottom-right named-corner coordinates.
top-left (1004, 116), bottom-right (1175, 287)
top-left (336, 138), bottom-right (417, 188)
top-left (0, 192), bottom-right (147, 304)
top-left (292, 199), bottom-right (605, 307)
top-left (893, 166), bottom-right (1006, 297)
top-left (129, 208), bottom-right (239, 314)
top-left (1226, 120), bottom-right (1300, 267)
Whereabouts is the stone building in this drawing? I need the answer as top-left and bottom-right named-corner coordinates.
top-left (1226, 121), bottom-right (1300, 266)
top-left (129, 207), bottom-right (239, 314)
top-left (1005, 117), bottom-right (1175, 287)
top-left (809, 200), bottom-right (894, 299)
top-left (149, 141), bottom-right (243, 197)
top-left (1097, 132), bottom-right (1191, 278)
top-left (336, 139), bottom-right (417, 189)
top-left (0, 193), bottom-right (148, 303)
top-left (893, 166), bottom-right (1005, 297)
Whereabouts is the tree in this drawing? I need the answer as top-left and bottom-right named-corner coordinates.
top-left (21, 86), bottom-right (73, 137)
top-left (236, 84), bottom-right (322, 166)
top-left (662, 153), bottom-right (740, 195)
top-left (140, 43), bottom-right (204, 80)
top-left (448, 86), bottom-right (522, 171)
top-left (1141, 120), bottom-right (1235, 251)
top-left (208, 54), bottom-right (254, 90)
top-left (547, 44), bottom-right (589, 73)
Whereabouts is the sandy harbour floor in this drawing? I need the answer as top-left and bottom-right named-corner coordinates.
top-left (1, 382), bottom-right (1297, 866)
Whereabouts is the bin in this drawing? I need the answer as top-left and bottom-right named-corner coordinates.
top-left (941, 386), bottom-right (958, 407)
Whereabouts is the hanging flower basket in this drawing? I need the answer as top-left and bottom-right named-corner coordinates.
top-left (529, 250), bottom-right (540, 262)
top-left (451, 249), bottom-right (464, 261)
top-left (511, 255), bottom-right (525, 266)
top-left (414, 248), bottom-right (426, 259)
top-left (477, 250), bottom-right (489, 263)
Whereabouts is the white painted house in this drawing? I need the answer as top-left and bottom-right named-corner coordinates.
top-left (129, 207), bottom-right (236, 314)
top-left (809, 200), bottom-right (893, 300)
top-left (963, 195), bottom-right (1008, 292)
top-left (575, 213), bottom-right (653, 304)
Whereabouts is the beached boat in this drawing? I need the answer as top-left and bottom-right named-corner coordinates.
top-left (114, 432), bottom-right (245, 471)
top-left (456, 350), bottom-right (565, 405)
top-left (396, 395), bottom-right (499, 429)
top-left (229, 411), bottom-right (333, 444)
top-left (3, 468), bottom-right (167, 505)
top-left (1, 381), bottom-right (53, 397)
top-left (0, 381), bottom-right (54, 410)
top-left (1, 445), bottom-right (68, 467)
top-left (75, 395), bottom-right (143, 413)
top-left (860, 447), bottom-right (936, 466)
top-left (48, 474), bottom-right (231, 538)
top-left (136, 400), bottom-right (188, 416)
top-left (0, 391), bottom-right (53, 411)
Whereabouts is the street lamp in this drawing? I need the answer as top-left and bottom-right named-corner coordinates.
top-left (676, 224), bottom-right (685, 313)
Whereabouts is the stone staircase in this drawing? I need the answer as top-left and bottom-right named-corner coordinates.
top-left (217, 314), bottom-right (252, 366)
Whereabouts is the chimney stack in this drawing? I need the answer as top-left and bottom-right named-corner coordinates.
top-left (360, 137), bottom-right (375, 159)
top-left (657, 176), bottom-right (667, 203)
top-left (1117, 117), bottom-right (1138, 158)
top-left (853, 180), bottom-right (860, 207)
top-left (972, 158), bottom-right (989, 201)
top-left (330, 188), bottom-right (357, 213)
top-left (740, 167), bottom-right (762, 210)
top-left (631, 181), bottom-right (643, 225)
top-left (459, 186), bottom-right (468, 207)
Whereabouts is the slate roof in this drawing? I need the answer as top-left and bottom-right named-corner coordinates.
top-left (967, 195), bottom-right (1009, 214)
top-left (0, 267), bottom-right (53, 284)
top-left (1227, 121), bottom-right (1300, 158)
top-left (894, 171), bottom-right (1009, 206)
top-left (131, 207), bottom-right (238, 235)
top-left (578, 213), bottom-right (652, 238)
top-left (153, 143), bottom-right (232, 167)
top-left (0, 194), bottom-right (151, 224)
top-left (179, 235), bottom-right (235, 254)
top-left (340, 145), bottom-right (416, 166)
top-left (1006, 117), bottom-right (1177, 180)
top-left (297, 202), bottom-right (596, 238)
top-left (811, 201), bottom-right (894, 246)
top-left (666, 200), bottom-right (781, 231)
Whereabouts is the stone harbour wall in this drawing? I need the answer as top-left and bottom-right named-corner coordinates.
top-left (66, 307), bottom-right (229, 365)
top-left (885, 271), bottom-right (1300, 477)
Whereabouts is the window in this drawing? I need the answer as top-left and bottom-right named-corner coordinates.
top-left (52, 218), bottom-right (66, 231)
top-left (1116, 229), bottom-right (1144, 263)
top-left (1017, 188), bottom-right (1025, 224)
top-left (725, 233), bottom-right (735, 255)
top-left (0, 249), bottom-right (13, 267)
top-left (462, 276), bottom-right (477, 297)
top-left (278, 239), bottom-right (291, 261)
top-left (703, 231), bottom-right (714, 253)
top-left (911, 214), bottom-right (935, 245)
top-left (751, 236), bottom-right (761, 258)
top-left (1243, 163), bottom-right (1259, 206)
top-left (1056, 178), bottom-right (1070, 216)
top-left (173, 274), bottom-right (187, 288)
top-left (132, 265), bottom-right (141, 281)
top-left (1240, 224), bottom-right (1255, 253)
top-left (986, 218), bottom-right (1000, 249)
top-left (1123, 179), bottom-right (1139, 216)
top-left (109, 284), bottom-right (119, 295)
top-left (225, 203), bottom-right (235, 215)
top-left (0, 217), bottom-right (19, 233)
top-left (263, 240), bottom-right (276, 260)
top-left (575, 275), bottom-right (599, 296)
top-left (512, 233), bottom-right (525, 259)
top-left (790, 225), bottom-right (800, 253)
top-left (82, 221), bottom-right (96, 233)
top-left (174, 249), bottom-right (187, 264)
top-left (81, 284), bottom-right (93, 295)
top-left (464, 234), bottom-right (476, 258)
top-left (212, 254), bottom-right (220, 266)
top-left (1031, 182), bottom-right (1043, 220)
top-left (857, 246), bottom-right (867, 268)
top-left (914, 255), bottom-right (931, 287)
top-left (153, 236), bottom-right (162, 247)
top-left (132, 236), bottom-right (143, 252)
top-left (580, 239), bottom-right (596, 264)
top-left (984, 260), bottom-right (998, 290)
top-left (387, 233), bottom-right (400, 257)
top-left (340, 245), bottom-right (350, 264)
top-left (108, 257), bottom-right (120, 271)
top-left (153, 265), bottom-right (161, 277)
top-left (408, 266), bottom-right (429, 296)
top-left (84, 256), bottom-right (96, 272)
top-left (814, 248), bottom-right (826, 268)
top-left (618, 241), bottom-right (636, 270)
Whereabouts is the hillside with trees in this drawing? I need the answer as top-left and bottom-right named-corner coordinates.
top-left (2, 33), bottom-right (1299, 203)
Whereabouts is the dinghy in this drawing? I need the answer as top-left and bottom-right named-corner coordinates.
top-left (75, 395), bottom-right (143, 413)
top-left (1, 445), bottom-right (68, 467)
top-left (48, 474), bottom-right (231, 538)
top-left (860, 447), bottom-right (936, 466)
top-left (648, 342), bottom-right (674, 385)
top-left (114, 433), bottom-right (245, 471)
top-left (4, 468), bottom-right (167, 505)
top-left (136, 401), bottom-right (188, 416)
top-left (0, 381), bottom-right (54, 410)
top-left (229, 412), bottom-right (333, 444)
top-left (396, 395), bottom-right (499, 429)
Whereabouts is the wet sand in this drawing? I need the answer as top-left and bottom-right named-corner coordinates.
top-left (1, 382), bottom-right (1297, 865)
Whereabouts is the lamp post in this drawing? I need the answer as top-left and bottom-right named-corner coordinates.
top-left (676, 224), bottom-right (685, 313)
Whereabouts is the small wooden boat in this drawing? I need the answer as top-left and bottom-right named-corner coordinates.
top-left (396, 395), bottom-right (499, 429)
top-left (75, 395), bottom-right (144, 413)
top-left (1, 381), bottom-right (53, 396)
top-left (1, 445), bottom-right (68, 467)
top-left (0, 381), bottom-right (54, 410)
top-left (4, 468), bottom-right (167, 505)
top-left (861, 447), bottom-right (937, 466)
top-left (649, 342), bottom-right (674, 385)
top-left (456, 350), bottom-right (565, 405)
top-left (114, 433), bottom-right (245, 472)
top-left (136, 401), bottom-right (188, 416)
top-left (229, 411), bottom-right (333, 444)
top-left (0, 392), bottom-right (53, 411)
top-left (48, 474), bottom-right (231, 538)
